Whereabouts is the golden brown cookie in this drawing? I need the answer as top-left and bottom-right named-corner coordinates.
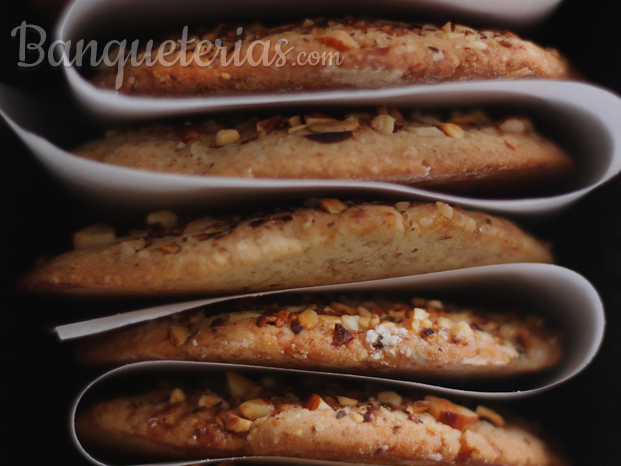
top-left (93, 18), bottom-right (574, 96)
top-left (74, 109), bottom-right (574, 195)
top-left (76, 372), bottom-right (565, 465)
top-left (78, 296), bottom-right (561, 378)
top-left (20, 200), bottom-right (552, 296)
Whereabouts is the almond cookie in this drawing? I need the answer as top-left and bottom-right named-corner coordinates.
top-left (92, 18), bottom-right (574, 96)
top-left (76, 373), bottom-right (565, 465)
top-left (20, 200), bottom-right (552, 296)
top-left (74, 109), bottom-right (574, 195)
top-left (78, 296), bottom-right (561, 377)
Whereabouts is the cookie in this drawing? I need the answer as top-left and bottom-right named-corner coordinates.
top-left (76, 372), bottom-right (564, 465)
top-left (78, 296), bottom-right (562, 377)
top-left (20, 200), bottom-right (552, 296)
top-left (74, 109), bottom-right (574, 195)
top-left (92, 18), bottom-right (574, 96)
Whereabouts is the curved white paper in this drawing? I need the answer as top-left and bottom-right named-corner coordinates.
top-left (2, 82), bottom-right (621, 216)
top-left (60, 264), bottom-right (605, 400)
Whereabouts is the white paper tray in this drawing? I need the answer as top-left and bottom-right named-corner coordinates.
top-left (2, 82), bottom-right (621, 216)
top-left (58, 263), bottom-right (605, 398)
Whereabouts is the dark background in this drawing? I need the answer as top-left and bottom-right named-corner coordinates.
top-left (1, 1), bottom-right (620, 464)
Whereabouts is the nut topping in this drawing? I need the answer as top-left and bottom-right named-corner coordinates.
top-left (73, 225), bottom-right (117, 250)
top-left (169, 325), bottom-right (191, 347)
top-left (436, 202), bottom-right (454, 219)
top-left (226, 372), bottom-right (257, 398)
top-left (298, 309), bottom-right (319, 329)
top-left (475, 405), bottom-right (505, 427)
top-left (216, 129), bottom-right (241, 146)
top-left (316, 30), bottom-right (360, 51)
top-left (169, 388), bottom-right (186, 404)
top-left (425, 396), bottom-right (478, 431)
top-left (239, 398), bottom-right (275, 420)
top-left (305, 393), bottom-right (333, 411)
top-left (319, 198), bottom-right (347, 214)
top-left (371, 115), bottom-right (395, 135)
top-left (377, 391), bottom-right (402, 406)
top-left (308, 119), bottom-right (359, 134)
top-left (147, 211), bottom-right (179, 230)
top-left (256, 116), bottom-right (283, 134)
top-left (439, 123), bottom-right (465, 139)
top-left (226, 414), bottom-right (253, 432)
top-left (198, 394), bottom-right (228, 408)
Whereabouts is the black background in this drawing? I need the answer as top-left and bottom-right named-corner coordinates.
top-left (1, 1), bottom-right (620, 464)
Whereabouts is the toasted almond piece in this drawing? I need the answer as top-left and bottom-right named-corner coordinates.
top-left (436, 202), bottom-right (454, 219)
top-left (337, 396), bottom-right (359, 407)
top-left (358, 306), bottom-right (372, 317)
top-left (189, 309), bottom-right (206, 324)
top-left (341, 315), bottom-right (360, 332)
top-left (305, 393), bottom-right (333, 411)
top-left (441, 22), bottom-right (452, 34)
top-left (476, 405), bottom-right (505, 427)
top-left (439, 123), bottom-right (465, 139)
top-left (330, 301), bottom-right (358, 315)
top-left (147, 210), bottom-right (179, 229)
top-left (499, 118), bottom-right (527, 133)
top-left (288, 115), bottom-right (302, 127)
top-left (229, 311), bottom-right (262, 323)
top-left (318, 315), bottom-right (342, 325)
top-left (73, 225), bottom-right (117, 251)
top-left (425, 396), bottom-right (478, 431)
top-left (319, 199), bottom-right (347, 214)
top-left (368, 314), bottom-right (381, 328)
top-left (377, 106), bottom-right (389, 116)
top-left (226, 372), bottom-right (256, 398)
top-left (304, 113), bottom-right (338, 125)
top-left (239, 398), bottom-right (275, 420)
top-left (118, 239), bottom-right (147, 260)
top-left (226, 414), bottom-right (253, 432)
top-left (308, 119), bottom-right (359, 133)
top-left (349, 412), bottom-right (365, 423)
top-left (216, 129), bottom-right (241, 146)
top-left (406, 126), bottom-right (445, 137)
top-left (413, 308), bottom-right (430, 320)
top-left (454, 24), bottom-right (476, 34)
top-left (169, 326), bottom-right (191, 347)
top-left (377, 391), bottom-right (402, 406)
top-left (288, 124), bottom-right (307, 135)
top-left (256, 116), bottom-right (282, 133)
top-left (451, 321), bottom-right (474, 339)
top-left (242, 385), bottom-right (264, 402)
top-left (198, 394), bottom-right (228, 408)
top-left (371, 115), bottom-right (395, 135)
top-left (298, 309), bottom-right (319, 329)
top-left (158, 243), bottom-right (182, 255)
top-left (437, 317), bottom-right (453, 329)
top-left (302, 19), bottom-right (314, 28)
top-left (358, 316), bottom-right (371, 329)
top-left (406, 400), bottom-right (431, 414)
top-left (316, 30), bottom-right (360, 51)
top-left (169, 388), bottom-right (186, 404)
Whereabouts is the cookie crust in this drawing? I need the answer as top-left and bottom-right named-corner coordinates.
top-left (92, 18), bottom-right (574, 96)
top-left (78, 297), bottom-right (561, 377)
top-left (20, 201), bottom-right (552, 296)
top-left (74, 110), bottom-right (574, 195)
